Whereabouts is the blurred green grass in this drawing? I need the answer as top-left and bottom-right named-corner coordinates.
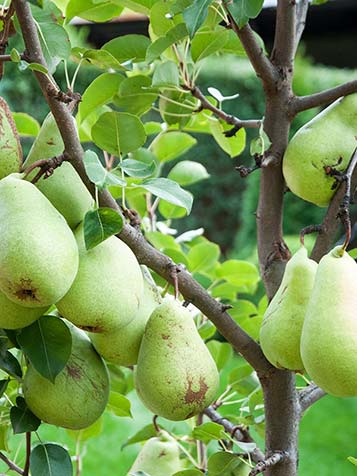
top-left (1, 392), bottom-right (357, 475)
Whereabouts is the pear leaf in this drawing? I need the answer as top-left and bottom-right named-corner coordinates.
top-left (10, 397), bottom-right (41, 434)
top-left (84, 208), bottom-right (124, 250)
top-left (183, 0), bottom-right (212, 38)
top-left (30, 443), bottom-right (73, 476)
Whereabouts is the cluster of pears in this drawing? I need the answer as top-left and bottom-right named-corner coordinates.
top-left (0, 98), bottom-right (220, 432)
top-left (260, 243), bottom-right (357, 397)
top-left (283, 93), bottom-right (357, 207)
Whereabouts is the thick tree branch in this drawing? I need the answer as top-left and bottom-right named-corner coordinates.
top-left (190, 86), bottom-right (262, 130)
top-left (299, 384), bottom-right (326, 413)
top-left (225, 12), bottom-right (277, 92)
top-left (203, 406), bottom-right (265, 463)
top-left (271, 0), bottom-right (296, 69)
top-left (249, 452), bottom-right (287, 476)
top-left (294, 0), bottom-right (309, 55)
top-left (293, 80), bottom-right (357, 113)
top-left (13, 0), bottom-right (272, 375)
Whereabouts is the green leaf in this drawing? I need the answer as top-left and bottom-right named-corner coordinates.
top-left (92, 112), bottom-right (146, 156)
top-left (102, 34), bottom-right (151, 63)
top-left (115, 75), bottom-right (158, 116)
top-left (83, 150), bottom-right (126, 189)
top-left (84, 208), bottom-right (124, 250)
top-left (207, 341), bottom-right (233, 371)
top-left (207, 451), bottom-right (241, 476)
top-left (229, 362), bottom-right (254, 384)
top-left (152, 61), bottom-right (180, 87)
top-left (28, 62), bottom-right (48, 74)
top-left (168, 160), bottom-right (209, 186)
top-left (10, 48), bottom-right (21, 63)
top-left (0, 351), bottom-right (22, 378)
top-left (112, 0), bottom-right (157, 14)
top-left (159, 90), bottom-right (194, 127)
top-left (173, 471), bottom-right (204, 476)
top-left (0, 423), bottom-right (10, 452)
top-left (120, 159), bottom-right (156, 178)
top-left (217, 260), bottom-right (260, 287)
top-left (183, 0), bottom-right (212, 38)
top-left (146, 23), bottom-right (188, 63)
top-left (10, 397), bottom-right (41, 434)
top-left (79, 73), bottom-right (124, 123)
top-left (136, 178), bottom-right (193, 214)
top-left (191, 28), bottom-right (230, 62)
top-left (159, 200), bottom-right (187, 219)
top-left (150, 0), bottom-right (183, 36)
top-left (151, 131), bottom-right (197, 162)
top-left (162, 247), bottom-right (189, 268)
top-left (36, 22), bottom-right (71, 73)
top-left (80, 49), bottom-right (126, 70)
top-left (66, 0), bottom-right (122, 21)
top-left (17, 316), bottom-right (72, 383)
top-left (146, 231), bottom-right (181, 251)
top-left (209, 118), bottom-right (246, 157)
top-left (226, 0), bottom-right (264, 28)
top-left (192, 422), bottom-right (226, 444)
top-left (188, 242), bottom-right (220, 273)
top-left (348, 456), bottom-right (357, 466)
top-left (311, 0), bottom-right (328, 4)
top-left (122, 423), bottom-right (157, 448)
top-left (0, 379), bottom-right (9, 398)
top-left (30, 443), bottom-right (73, 476)
top-left (12, 113), bottom-right (40, 137)
top-left (107, 392), bottom-right (132, 417)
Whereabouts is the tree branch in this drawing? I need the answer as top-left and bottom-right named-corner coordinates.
top-left (225, 12), bottom-right (277, 92)
top-left (299, 384), bottom-right (326, 413)
top-left (293, 80), bottom-right (357, 114)
top-left (249, 452), bottom-right (287, 476)
top-left (23, 432), bottom-right (31, 476)
top-left (13, 0), bottom-right (272, 376)
top-left (189, 86), bottom-right (262, 130)
top-left (271, 0), bottom-right (296, 69)
top-left (203, 406), bottom-right (265, 463)
top-left (294, 0), bottom-right (309, 55)
top-left (0, 452), bottom-right (24, 475)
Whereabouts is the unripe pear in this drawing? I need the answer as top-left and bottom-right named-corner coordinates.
top-left (23, 323), bottom-right (110, 429)
top-left (135, 298), bottom-right (220, 421)
top-left (0, 290), bottom-right (48, 329)
top-left (259, 246), bottom-right (317, 370)
top-left (57, 224), bottom-right (143, 333)
top-left (129, 431), bottom-right (183, 476)
top-left (23, 112), bottom-right (93, 229)
top-left (0, 97), bottom-right (22, 178)
top-left (91, 266), bottom-right (162, 366)
top-left (300, 246), bottom-right (357, 396)
top-left (0, 174), bottom-right (78, 308)
top-left (283, 94), bottom-right (357, 207)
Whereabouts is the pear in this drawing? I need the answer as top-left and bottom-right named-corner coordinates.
top-left (91, 266), bottom-right (162, 366)
top-left (0, 174), bottom-right (78, 308)
top-left (57, 224), bottom-right (143, 333)
top-left (128, 431), bottom-right (183, 476)
top-left (23, 112), bottom-right (93, 229)
top-left (0, 97), bottom-right (22, 178)
top-left (259, 246), bottom-right (317, 371)
top-left (0, 290), bottom-right (48, 329)
top-left (301, 245), bottom-right (357, 397)
top-left (23, 322), bottom-right (110, 429)
top-left (283, 93), bottom-right (357, 207)
top-left (135, 298), bottom-right (220, 421)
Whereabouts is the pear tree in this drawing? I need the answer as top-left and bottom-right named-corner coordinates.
top-left (0, 1), bottom-right (356, 476)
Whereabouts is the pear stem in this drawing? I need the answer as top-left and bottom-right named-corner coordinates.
top-left (153, 415), bottom-right (160, 434)
top-left (299, 224), bottom-right (323, 247)
top-left (339, 147), bottom-right (357, 251)
top-left (23, 432), bottom-right (31, 476)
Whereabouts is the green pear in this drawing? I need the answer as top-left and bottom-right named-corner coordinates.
top-left (135, 298), bottom-right (220, 421)
top-left (301, 245), bottom-right (357, 397)
top-left (23, 112), bottom-right (93, 229)
top-left (91, 266), bottom-right (162, 366)
top-left (57, 224), bottom-right (143, 333)
top-left (23, 322), bottom-right (110, 429)
top-left (128, 431), bottom-right (183, 476)
top-left (259, 246), bottom-right (317, 370)
top-left (0, 174), bottom-right (78, 308)
top-left (283, 93), bottom-right (357, 207)
top-left (0, 97), bottom-right (22, 178)
top-left (0, 290), bottom-right (48, 329)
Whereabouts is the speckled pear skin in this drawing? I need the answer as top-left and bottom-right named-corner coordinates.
top-left (301, 246), bottom-right (357, 397)
top-left (0, 97), bottom-right (22, 178)
top-left (129, 431), bottom-right (183, 476)
top-left (283, 94), bottom-right (357, 207)
top-left (0, 290), bottom-right (48, 329)
top-left (91, 266), bottom-right (162, 366)
top-left (259, 246), bottom-right (317, 371)
top-left (0, 175), bottom-right (79, 308)
top-left (23, 112), bottom-right (93, 229)
top-left (23, 323), bottom-right (110, 429)
top-left (135, 298), bottom-right (220, 421)
top-left (57, 224), bottom-right (144, 333)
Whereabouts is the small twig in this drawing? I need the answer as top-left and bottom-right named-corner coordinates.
top-left (23, 432), bottom-right (31, 476)
top-left (0, 53), bottom-right (22, 61)
top-left (299, 384), bottom-right (326, 413)
top-left (249, 451), bottom-right (287, 476)
top-left (122, 208), bottom-right (141, 229)
top-left (294, 0), bottom-right (309, 55)
top-left (196, 413), bottom-right (207, 471)
top-left (168, 264), bottom-right (182, 300)
top-left (46, 83), bottom-right (81, 105)
top-left (153, 415), bottom-right (160, 433)
top-left (22, 153), bottom-right (68, 184)
top-left (0, 451), bottom-right (24, 475)
top-left (203, 406), bottom-right (265, 463)
top-left (299, 224), bottom-right (323, 247)
top-left (189, 86), bottom-right (262, 130)
top-left (0, 3), bottom-right (16, 79)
